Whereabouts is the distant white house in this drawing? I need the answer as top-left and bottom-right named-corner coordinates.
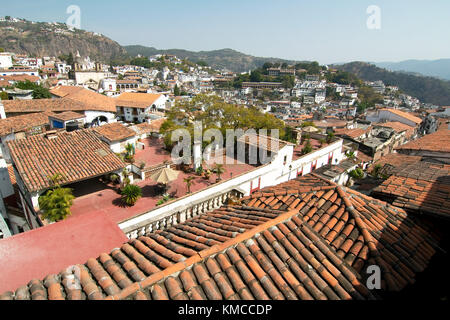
top-left (0, 53), bottom-right (13, 69)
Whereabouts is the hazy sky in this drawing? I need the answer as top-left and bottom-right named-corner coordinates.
top-left (1, 0), bottom-right (449, 64)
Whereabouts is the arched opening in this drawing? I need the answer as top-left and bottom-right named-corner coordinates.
top-left (91, 115), bottom-right (108, 127)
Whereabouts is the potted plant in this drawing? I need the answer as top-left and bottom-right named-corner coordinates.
top-left (213, 163), bottom-right (225, 182)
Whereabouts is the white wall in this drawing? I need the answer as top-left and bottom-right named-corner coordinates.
top-left (0, 159), bottom-right (14, 198)
top-left (0, 54), bottom-right (13, 69)
top-left (84, 111), bottom-right (115, 124)
top-left (118, 139), bottom-right (345, 232)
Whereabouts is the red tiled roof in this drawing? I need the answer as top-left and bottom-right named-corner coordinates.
top-left (241, 175), bottom-right (440, 291)
top-left (0, 112), bottom-right (52, 136)
top-left (380, 109), bottom-right (422, 125)
top-left (49, 86), bottom-right (116, 112)
top-left (334, 128), bottom-right (368, 139)
top-left (48, 111), bottom-right (85, 122)
top-left (115, 92), bottom-right (163, 109)
top-left (396, 130), bottom-right (450, 153)
top-left (0, 174), bottom-right (439, 300)
top-left (7, 129), bottom-right (126, 192)
top-left (2, 97), bottom-right (115, 114)
top-left (371, 162), bottom-right (450, 219)
top-left (94, 122), bottom-right (136, 143)
top-left (0, 210), bottom-right (128, 293)
top-left (377, 122), bottom-right (415, 139)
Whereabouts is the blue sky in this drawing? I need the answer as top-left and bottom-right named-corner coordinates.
top-left (1, 0), bottom-right (449, 64)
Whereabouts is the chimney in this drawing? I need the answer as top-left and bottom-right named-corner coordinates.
top-left (0, 100), bottom-right (5, 119)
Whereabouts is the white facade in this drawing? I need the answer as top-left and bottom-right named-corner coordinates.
top-left (0, 53), bottom-right (13, 69)
top-left (84, 111), bottom-right (116, 125)
top-left (119, 137), bottom-right (344, 236)
top-left (366, 109), bottom-right (419, 127)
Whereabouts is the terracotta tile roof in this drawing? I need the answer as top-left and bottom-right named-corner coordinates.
top-left (7, 165), bottom-right (16, 187)
top-left (7, 129), bottom-right (126, 192)
top-left (0, 204), bottom-right (375, 300)
top-left (2, 97), bottom-right (115, 114)
top-left (48, 111), bottom-right (84, 122)
top-left (241, 175), bottom-right (440, 291)
top-left (49, 86), bottom-right (116, 112)
top-left (380, 109), bottom-right (422, 125)
top-left (0, 112), bottom-right (52, 136)
top-left (115, 92), bottom-right (163, 109)
top-left (131, 119), bottom-right (166, 135)
top-left (0, 174), bottom-right (439, 300)
top-left (371, 162), bottom-right (450, 219)
top-left (94, 122), bottom-right (136, 143)
top-left (334, 128), bottom-right (368, 139)
top-left (238, 133), bottom-right (290, 152)
top-left (371, 153), bottom-right (423, 173)
top-left (377, 122), bottom-right (415, 139)
top-left (0, 74), bottom-right (40, 83)
top-left (396, 130), bottom-right (450, 153)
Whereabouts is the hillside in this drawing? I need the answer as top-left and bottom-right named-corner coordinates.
top-left (334, 62), bottom-right (450, 105)
top-left (124, 45), bottom-right (298, 73)
top-left (374, 59), bottom-right (450, 81)
top-left (0, 18), bottom-right (128, 63)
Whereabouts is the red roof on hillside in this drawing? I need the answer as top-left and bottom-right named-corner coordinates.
top-left (0, 211), bottom-right (128, 293)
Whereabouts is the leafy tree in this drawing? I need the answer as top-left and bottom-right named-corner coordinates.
top-left (0, 91), bottom-right (8, 100)
top-left (174, 84), bottom-right (181, 96)
top-left (250, 70), bottom-right (263, 82)
top-left (302, 139), bottom-right (313, 155)
top-left (121, 184), bottom-right (142, 206)
top-left (130, 56), bottom-right (152, 68)
top-left (14, 80), bottom-right (51, 99)
top-left (326, 132), bottom-right (335, 143)
top-left (38, 173), bottom-right (75, 222)
top-left (197, 60), bottom-right (208, 67)
top-left (0, 48), bottom-right (4, 53)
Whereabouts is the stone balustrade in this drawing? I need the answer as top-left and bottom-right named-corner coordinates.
top-left (123, 188), bottom-right (244, 239)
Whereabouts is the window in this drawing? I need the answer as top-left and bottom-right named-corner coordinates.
top-left (297, 167), bottom-right (303, 177)
top-left (312, 160), bottom-right (317, 171)
top-left (283, 155), bottom-right (287, 165)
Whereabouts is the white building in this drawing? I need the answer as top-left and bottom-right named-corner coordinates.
top-left (0, 53), bottom-right (13, 69)
top-left (115, 92), bottom-right (168, 123)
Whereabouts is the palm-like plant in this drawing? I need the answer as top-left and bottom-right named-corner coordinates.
top-left (184, 176), bottom-right (195, 194)
top-left (121, 184), bottom-right (142, 206)
top-left (213, 163), bottom-right (226, 181)
top-left (39, 186), bottom-right (75, 222)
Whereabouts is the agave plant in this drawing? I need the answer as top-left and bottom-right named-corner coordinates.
top-left (121, 184), bottom-right (142, 206)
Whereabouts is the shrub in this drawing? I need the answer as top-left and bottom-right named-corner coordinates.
top-left (39, 187), bottom-right (75, 222)
top-left (349, 168), bottom-right (364, 180)
top-left (121, 184), bottom-right (142, 206)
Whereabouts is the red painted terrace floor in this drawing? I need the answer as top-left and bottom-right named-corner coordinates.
top-left (69, 154), bottom-right (257, 224)
top-left (0, 210), bottom-right (128, 293)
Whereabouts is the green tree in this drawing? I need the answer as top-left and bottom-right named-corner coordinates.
top-left (38, 173), bottom-right (75, 222)
top-left (15, 80), bottom-right (51, 99)
top-left (302, 139), bottom-right (313, 155)
top-left (250, 70), bottom-right (263, 82)
top-left (174, 84), bottom-right (181, 96)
